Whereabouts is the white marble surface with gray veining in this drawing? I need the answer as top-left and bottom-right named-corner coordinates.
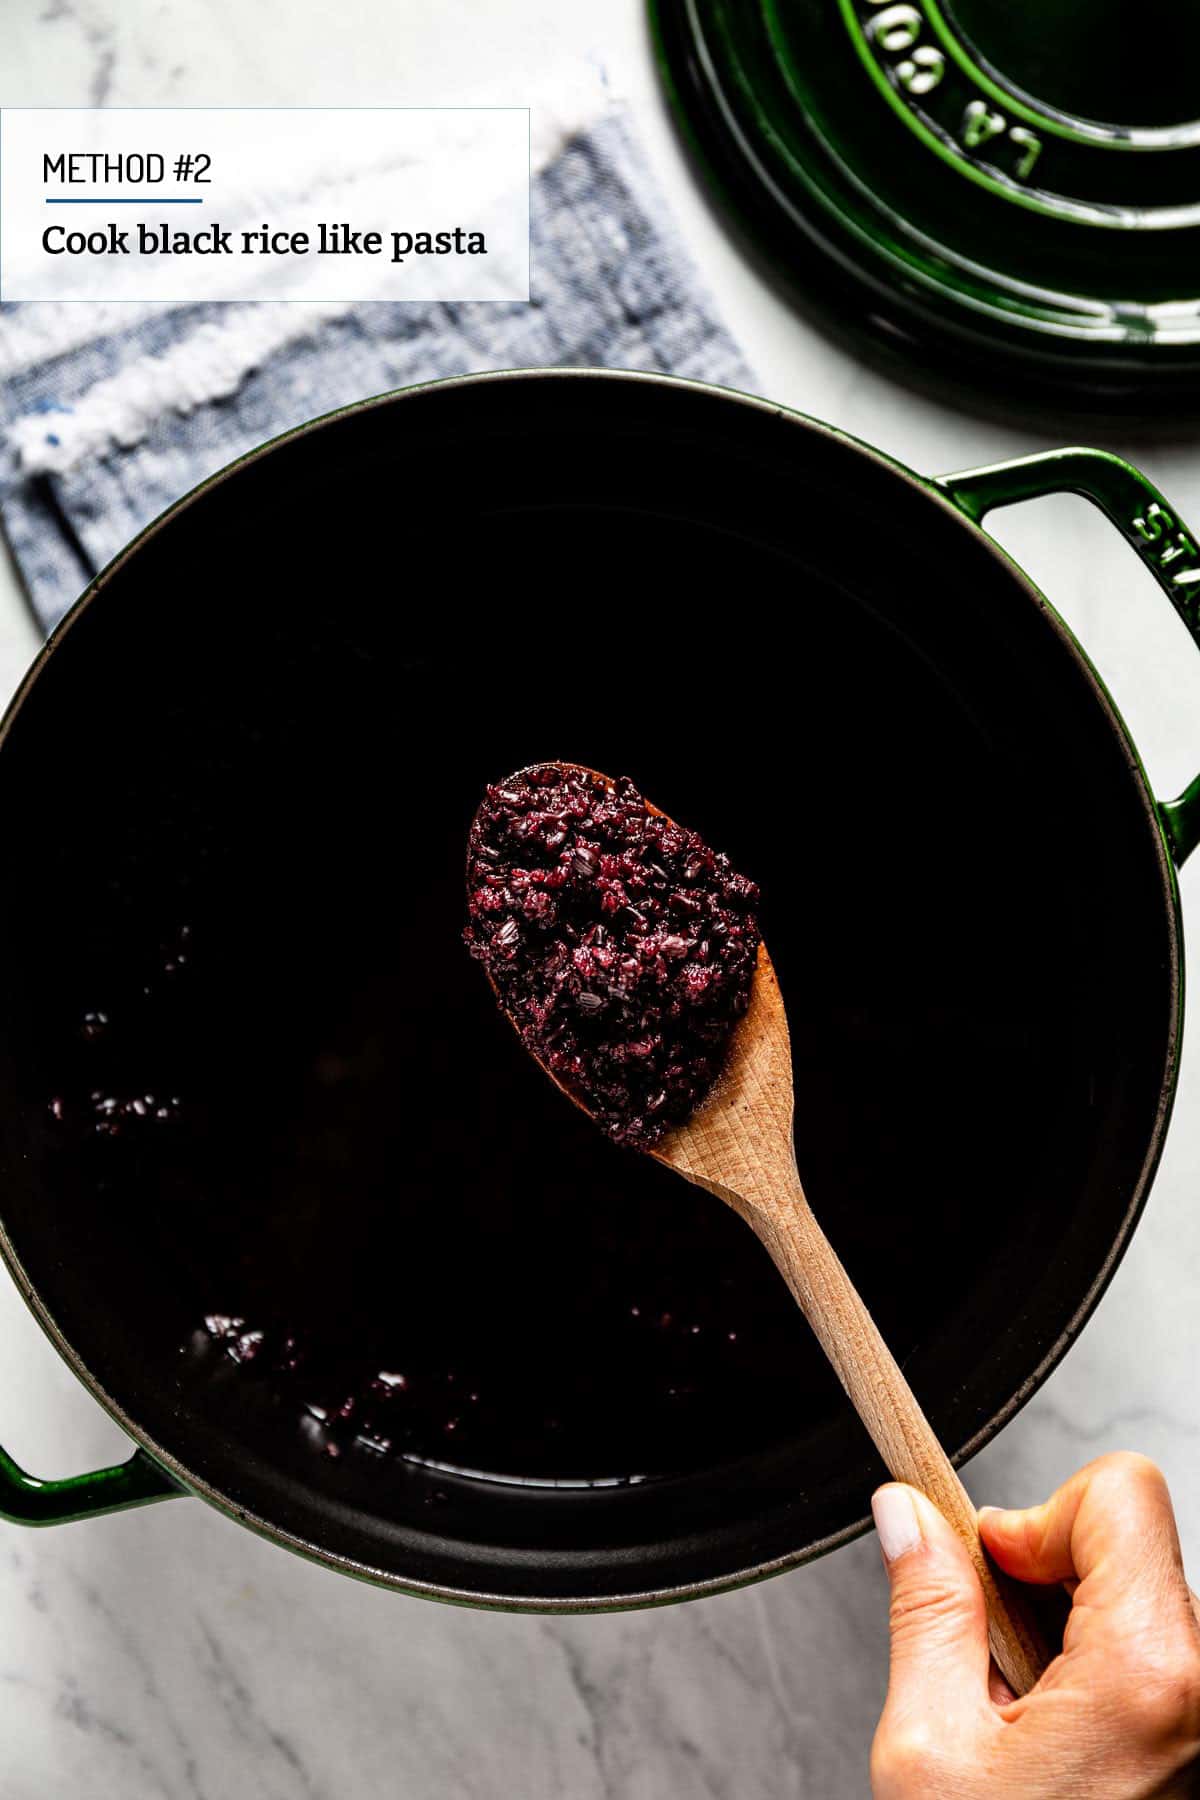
top-left (2, 2), bottom-right (1200, 1794)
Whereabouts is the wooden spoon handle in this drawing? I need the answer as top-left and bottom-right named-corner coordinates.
top-left (749, 1180), bottom-right (1051, 1697)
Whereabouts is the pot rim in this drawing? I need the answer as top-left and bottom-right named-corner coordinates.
top-left (0, 366), bottom-right (1183, 1608)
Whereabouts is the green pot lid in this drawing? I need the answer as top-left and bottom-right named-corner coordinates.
top-left (651, 0), bottom-right (1200, 415)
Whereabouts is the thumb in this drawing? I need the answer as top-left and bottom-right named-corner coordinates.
top-left (873, 1483), bottom-right (993, 1724)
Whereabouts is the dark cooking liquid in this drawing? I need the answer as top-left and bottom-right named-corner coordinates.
top-left (51, 883), bottom-right (832, 1480)
top-left (30, 501), bottom-right (1078, 1489)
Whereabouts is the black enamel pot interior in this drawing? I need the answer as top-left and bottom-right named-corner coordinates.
top-left (0, 370), bottom-right (1192, 1605)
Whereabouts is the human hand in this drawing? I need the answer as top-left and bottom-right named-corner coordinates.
top-left (870, 1453), bottom-right (1200, 1797)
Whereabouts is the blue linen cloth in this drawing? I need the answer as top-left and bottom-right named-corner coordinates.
top-left (0, 108), bottom-right (753, 633)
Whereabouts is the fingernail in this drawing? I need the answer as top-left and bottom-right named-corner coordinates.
top-left (977, 1505), bottom-right (1000, 1521)
top-left (872, 1486), bottom-right (922, 1563)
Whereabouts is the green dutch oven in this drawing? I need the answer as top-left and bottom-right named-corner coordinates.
top-left (651, 0), bottom-right (1200, 415)
top-left (0, 369), bottom-right (1196, 1605)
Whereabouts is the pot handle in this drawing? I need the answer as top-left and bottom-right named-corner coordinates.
top-left (935, 447), bottom-right (1200, 868)
top-left (0, 1440), bottom-right (183, 1526)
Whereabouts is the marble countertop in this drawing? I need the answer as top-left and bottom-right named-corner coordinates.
top-left (4, 2), bottom-right (1200, 1795)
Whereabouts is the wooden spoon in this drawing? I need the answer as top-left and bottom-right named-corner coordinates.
top-left (492, 765), bottom-right (1050, 1697)
top-left (660, 937), bottom-right (1049, 1695)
